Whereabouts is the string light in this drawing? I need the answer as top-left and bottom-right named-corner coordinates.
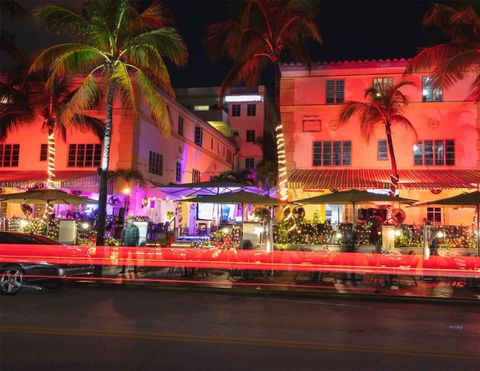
top-left (275, 124), bottom-right (288, 201)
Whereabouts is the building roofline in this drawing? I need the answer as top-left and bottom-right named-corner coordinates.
top-left (280, 58), bottom-right (412, 70)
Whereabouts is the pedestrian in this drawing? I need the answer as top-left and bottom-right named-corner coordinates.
top-left (119, 216), bottom-right (140, 278)
top-left (429, 233), bottom-right (440, 256)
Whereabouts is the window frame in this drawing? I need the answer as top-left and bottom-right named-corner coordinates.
top-left (178, 116), bottom-right (184, 136)
top-left (422, 76), bottom-right (443, 102)
top-left (247, 104), bottom-right (256, 117)
top-left (326, 79), bottom-right (345, 104)
top-left (40, 144), bottom-right (48, 161)
top-left (148, 150), bottom-right (163, 176)
top-left (413, 139), bottom-right (454, 166)
top-left (175, 162), bottom-right (182, 182)
top-left (377, 140), bottom-right (388, 161)
top-left (231, 104), bottom-right (241, 117)
top-left (312, 141), bottom-right (352, 167)
top-left (194, 126), bottom-right (203, 146)
top-left (245, 158), bottom-right (255, 169)
top-left (67, 144), bottom-right (101, 167)
top-left (246, 129), bottom-right (256, 143)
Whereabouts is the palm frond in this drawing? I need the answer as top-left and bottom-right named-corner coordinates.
top-left (135, 71), bottom-right (171, 135)
top-left (430, 48), bottom-right (480, 89)
top-left (67, 114), bottom-right (105, 140)
top-left (138, 1), bottom-right (174, 29)
top-left (219, 55), bottom-right (270, 103)
top-left (34, 4), bottom-right (92, 41)
top-left (59, 74), bottom-right (101, 132)
top-left (111, 61), bottom-right (137, 116)
top-left (130, 28), bottom-right (188, 67)
top-left (29, 43), bottom-right (105, 75)
top-left (468, 72), bottom-right (480, 101)
top-left (125, 44), bottom-right (175, 97)
top-left (390, 114), bottom-right (418, 139)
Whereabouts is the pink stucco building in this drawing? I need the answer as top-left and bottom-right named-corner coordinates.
top-left (280, 59), bottom-right (479, 226)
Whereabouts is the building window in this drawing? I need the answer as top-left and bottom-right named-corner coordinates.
top-left (0, 144), bottom-right (20, 167)
top-left (232, 104), bottom-right (241, 117)
top-left (192, 168), bottom-right (201, 183)
top-left (67, 144), bottom-right (101, 167)
top-left (413, 140), bottom-right (454, 166)
top-left (378, 140), bottom-right (388, 160)
top-left (175, 162), bottom-right (182, 182)
top-left (246, 130), bottom-right (256, 143)
top-left (217, 142), bottom-right (220, 154)
top-left (148, 151), bottom-right (163, 176)
top-left (245, 158), bottom-right (255, 169)
top-left (194, 126), bottom-right (203, 146)
top-left (373, 77), bottom-right (393, 91)
top-left (40, 144), bottom-right (48, 161)
top-left (326, 80), bottom-right (344, 104)
top-left (312, 141), bottom-right (351, 166)
top-left (211, 138), bottom-right (214, 150)
top-left (422, 77), bottom-right (442, 102)
top-left (226, 149), bottom-right (232, 164)
top-left (427, 207), bottom-right (442, 224)
top-left (247, 104), bottom-right (256, 116)
top-left (178, 116), bottom-right (184, 136)
top-left (232, 130), bottom-right (239, 137)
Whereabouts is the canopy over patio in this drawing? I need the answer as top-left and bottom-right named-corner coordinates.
top-left (295, 190), bottom-right (417, 205)
top-left (183, 191), bottom-right (287, 205)
top-left (154, 181), bottom-right (260, 198)
top-left (411, 191), bottom-right (480, 207)
top-left (288, 169), bottom-right (480, 190)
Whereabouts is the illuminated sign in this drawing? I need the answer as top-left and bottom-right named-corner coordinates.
top-left (224, 95), bottom-right (263, 103)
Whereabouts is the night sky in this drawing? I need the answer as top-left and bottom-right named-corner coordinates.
top-left (3, 0), bottom-right (442, 92)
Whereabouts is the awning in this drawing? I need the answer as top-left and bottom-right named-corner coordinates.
top-left (0, 170), bottom-right (100, 193)
top-left (288, 169), bottom-right (480, 190)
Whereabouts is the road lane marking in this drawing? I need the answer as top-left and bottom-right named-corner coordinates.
top-left (1, 324), bottom-right (479, 360)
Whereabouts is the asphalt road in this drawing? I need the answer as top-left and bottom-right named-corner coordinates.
top-left (0, 284), bottom-right (479, 371)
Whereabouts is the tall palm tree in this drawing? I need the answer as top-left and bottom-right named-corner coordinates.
top-left (204, 0), bottom-right (322, 200)
top-left (1, 71), bottom-right (104, 189)
top-left (406, 3), bottom-right (480, 101)
top-left (30, 0), bottom-right (188, 247)
top-left (339, 81), bottom-right (417, 195)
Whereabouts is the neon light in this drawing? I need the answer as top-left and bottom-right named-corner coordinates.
top-left (1, 245), bottom-right (479, 278)
top-left (224, 95), bottom-right (263, 103)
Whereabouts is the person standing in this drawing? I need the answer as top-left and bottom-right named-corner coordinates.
top-left (119, 217), bottom-right (140, 278)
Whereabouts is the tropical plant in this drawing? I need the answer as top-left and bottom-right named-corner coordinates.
top-left (212, 169), bottom-right (257, 186)
top-left (30, 0), bottom-right (188, 247)
top-left (1, 70), bottom-right (104, 188)
top-left (406, 2), bottom-right (480, 101)
top-left (339, 81), bottom-right (417, 195)
top-left (204, 0), bottom-right (322, 199)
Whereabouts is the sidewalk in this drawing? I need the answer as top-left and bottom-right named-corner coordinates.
top-left (89, 265), bottom-right (480, 303)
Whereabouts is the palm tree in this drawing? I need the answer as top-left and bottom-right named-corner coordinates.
top-left (30, 0), bottom-right (188, 247)
top-left (1, 71), bottom-right (104, 189)
top-left (204, 0), bottom-right (322, 200)
top-left (212, 169), bottom-right (256, 186)
top-left (339, 81), bottom-right (417, 195)
top-left (406, 3), bottom-right (480, 101)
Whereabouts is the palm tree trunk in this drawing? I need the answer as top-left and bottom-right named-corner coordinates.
top-left (95, 80), bottom-right (115, 262)
top-left (385, 121), bottom-right (399, 196)
top-left (46, 125), bottom-right (56, 187)
top-left (274, 63), bottom-right (288, 201)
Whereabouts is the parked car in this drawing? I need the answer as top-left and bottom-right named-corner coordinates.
top-left (0, 231), bottom-right (94, 295)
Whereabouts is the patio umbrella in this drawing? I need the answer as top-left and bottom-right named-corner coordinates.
top-left (410, 191), bottom-right (480, 254)
top-left (181, 191), bottom-right (287, 249)
top-left (154, 181), bottom-right (260, 198)
top-left (295, 190), bottom-right (416, 223)
top-left (0, 189), bottom-right (98, 205)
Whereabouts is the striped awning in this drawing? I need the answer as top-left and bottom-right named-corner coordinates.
top-left (288, 169), bottom-right (480, 190)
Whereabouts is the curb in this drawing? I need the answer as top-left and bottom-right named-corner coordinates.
top-left (69, 280), bottom-right (480, 306)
